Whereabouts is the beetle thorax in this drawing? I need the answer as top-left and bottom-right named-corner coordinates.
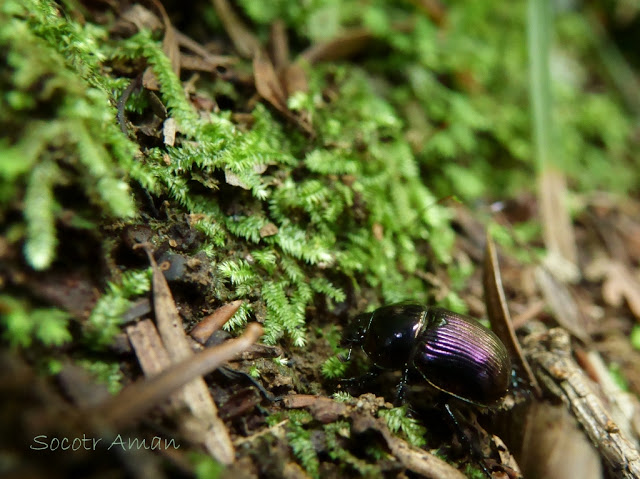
top-left (361, 303), bottom-right (427, 370)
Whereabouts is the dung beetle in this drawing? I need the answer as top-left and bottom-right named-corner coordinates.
top-left (342, 302), bottom-right (512, 407)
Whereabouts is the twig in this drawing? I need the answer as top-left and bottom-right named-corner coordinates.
top-left (523, 327), bottom-right (640, 478)
top-left (190, 300), bottom-right (243, 344)
top-left (94, 323), bottom-right (263, 429)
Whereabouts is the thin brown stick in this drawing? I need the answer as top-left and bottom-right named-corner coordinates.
top-left (190, 300), bottom-right (243, 344)
top-left (95, 323), bottom-right (263, 428)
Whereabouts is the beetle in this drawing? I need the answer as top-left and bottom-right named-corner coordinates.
top-left (342, 302), bottom-right (512, 407)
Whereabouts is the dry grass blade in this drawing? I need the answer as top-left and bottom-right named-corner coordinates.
top-left (175, 30), bottom-right (238, 69)
top-left (528, 0), bottom-right (578, 277)
top-left (538, 172), bottom-right (579, 279)
top-left (180, 54), bottom-right (235, 73)
top-left (483, 232), bottom-right (541, 398)
top-left (140, 245), bottom-right (235, 464)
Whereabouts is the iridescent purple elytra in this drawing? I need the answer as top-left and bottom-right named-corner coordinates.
top-left (415, 308), bottom-right (511, 405)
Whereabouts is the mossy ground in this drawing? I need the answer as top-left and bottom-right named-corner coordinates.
top-left (2, 1), bottom-right (640, 478)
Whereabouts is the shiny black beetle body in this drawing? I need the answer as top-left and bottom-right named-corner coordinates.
top-left (344, 302), bottom-right (511, 406)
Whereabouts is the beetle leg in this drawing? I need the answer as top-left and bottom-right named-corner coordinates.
top-left (444, 403), bottom-right (494, 479)
top-left (218, 366), bottom-right (282, 402)
top-left (337, 368), bottom-right (381, 391)
top-left (394, 366), bottom-right (411, 406)
top-left (345, 347), bottom-right (353, 362)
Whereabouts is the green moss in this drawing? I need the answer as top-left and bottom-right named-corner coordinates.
top-left (189, 451), bottom-right (224, 479)
top-left (321, 325), bottom-right (349, 378)
top-left (321, 356), bottom-right (348, 379)
top-left (77, 359), bottom-right (124, 395)
top-left (378, 406), bottom-right (426, 448)
top-left (332, 391), bottom-right (353, 402)
top-left (608, 362), bottom-right (629, 392)
top-left (324, 420), bottom-right (382, 478)
top-left (3, 2), bottom-right (639, 478)
top-left (85, 269), bottom-right (152, 347)
top-left (631, 325), bottom-right (640, 351)
top-left (0, 0), bottom-right (137, 270)
top-left (1, 295), bottom-right (71, 347)
top-left (3, 0), bottom-right (638, 363)
top-left (286, 411), bottom-right (319, 478)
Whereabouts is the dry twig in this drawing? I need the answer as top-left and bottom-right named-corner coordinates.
top-left (523, 327), bottom-right (640, 478)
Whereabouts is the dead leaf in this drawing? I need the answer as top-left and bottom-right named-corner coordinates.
top-left (269, 20), bottom-right (289, 71)
top-left (259, 223), bottom-right (278, 238)
top-left (253, 52), bottom-right (314, 134)
top-left (281, 62), bottom-right (309, 96)
top-left (535, 266), bottom-right (590, 342)
top-left (224, 164), bottom-right (267, 189)
top-left (150, 0), bottom-right (180, 77)
top-left (210, 0), bottom-right (261, 58)
top-left (142, 246), bottom-right (235, 464)
top-left (141, 67), bottom-right (160, 91)
top-left (163, 117), bottom-right (177, 146)
top-left (253, 51), bottom-right (289, 112)
top-left (586, 258), bottom-right (640, 320)
top-left (132, 0), bottom-right (180, 94)
top-left (210, 0), bottom-right (313, 133)
top-left (120, 4), bottom-right (163, 33)
top-left (301, 28), bottom-right (374, 65)
top-left (268, 21), bottom-right (309, 96)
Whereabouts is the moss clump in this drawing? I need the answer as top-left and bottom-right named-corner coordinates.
top-left (0, 295), bottom-right (71, 348)
top-left (0, 0), bottom-right (137, 270)
top-left (3, 0), bottom-right (638, 363)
